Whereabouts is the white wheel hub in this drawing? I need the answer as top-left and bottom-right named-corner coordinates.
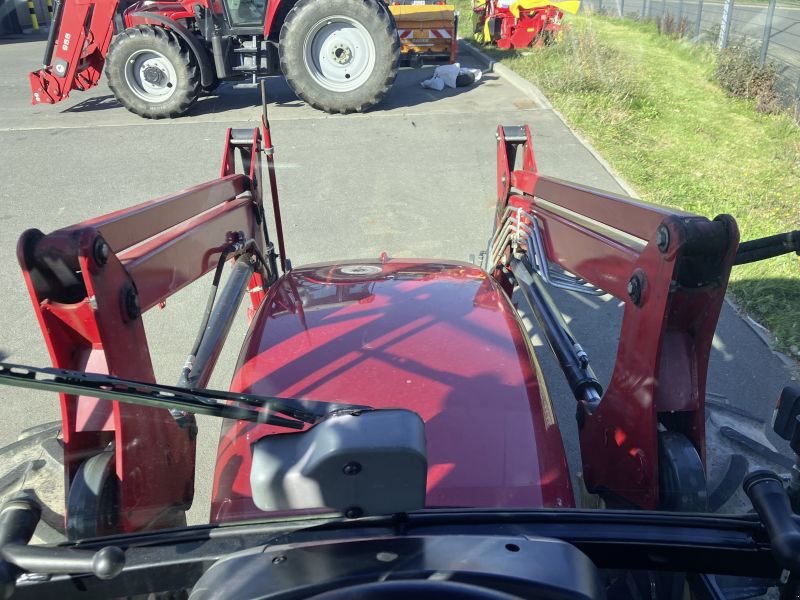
top-left (303, 16), bottom-right (376, 92)
top-left (124, 49), bottom-right (178, 103)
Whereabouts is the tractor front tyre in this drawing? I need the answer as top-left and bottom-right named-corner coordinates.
top-left (105, 25), bottom-right (201, 119)
top-left (658, 431), bottom-right (708, 512)
top-left (279, 0), bottom-right (399, 114)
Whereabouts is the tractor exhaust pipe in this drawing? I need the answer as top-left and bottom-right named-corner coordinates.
top-left (510, 258), bottom-right (603, 414)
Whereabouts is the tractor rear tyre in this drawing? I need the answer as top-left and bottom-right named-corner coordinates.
top-left (106, 25), bottom-right (201, 119)
top-left (279, 0), bottom-right (399, 114)
top-left (0, 421), bottom-right (66, 544)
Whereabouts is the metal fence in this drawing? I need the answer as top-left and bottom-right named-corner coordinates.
top-left (580, 0), bottom-right (800, 114)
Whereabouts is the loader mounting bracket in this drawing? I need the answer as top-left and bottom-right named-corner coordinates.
top-left (490, 125), bottom-right (739, 509)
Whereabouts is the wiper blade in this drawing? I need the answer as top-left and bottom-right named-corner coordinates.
top-left (0, 363), bottom-right (368, 428)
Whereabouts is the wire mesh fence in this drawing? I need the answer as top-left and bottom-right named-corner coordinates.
top-left (579, 0), bottom-right (800, 115)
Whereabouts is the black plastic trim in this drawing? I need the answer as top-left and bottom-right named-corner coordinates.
top-left (11, 510), bottom-right (783, 599)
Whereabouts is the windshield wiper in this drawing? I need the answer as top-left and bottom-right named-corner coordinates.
top-left (0, 362), bottom-right (368, 429)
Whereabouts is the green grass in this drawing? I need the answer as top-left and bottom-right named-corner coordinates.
top-left (740, 0), bottom-right (800, 6)
top-left (457, 11), bottom-right (800, 357)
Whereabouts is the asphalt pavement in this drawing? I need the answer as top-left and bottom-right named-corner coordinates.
top-left (0, 34), bottom-right (796, 527)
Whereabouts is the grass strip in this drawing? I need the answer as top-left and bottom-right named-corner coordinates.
top-left (455, 10), bottom-right (800, 356)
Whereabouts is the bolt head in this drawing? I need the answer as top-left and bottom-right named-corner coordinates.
top-left (342, 461), bottom-right (362, 476)
top-left (122, 286), bottom-right (141, 321)
top-left (93, 238), bottom-right (110, 266)
top-left (656, 225), bottom-right (670, 252)
top-left (344, 506), bottom-right (363, 519)
top-left (627, 275), bottom-right (643, 305)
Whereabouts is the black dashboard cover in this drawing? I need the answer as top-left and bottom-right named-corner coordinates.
top-left (188, 534), bottom-right (604, 599)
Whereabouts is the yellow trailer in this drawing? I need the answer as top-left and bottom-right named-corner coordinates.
top-left (388, 2), bottom-right (458, 66)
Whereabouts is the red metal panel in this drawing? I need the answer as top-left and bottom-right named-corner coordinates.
top-left (534, 176), bottom-right (691, 240)
top-left (210, 260), bottom-right (574, 523)
top-left (121, 196), bottom-right (258, 312)
top-left (63, 175), bottom-right (249, 252)
top-left (125, 1), bottom-right (195, 23)
top-left (29, 0), bottom-right (117, 105)
top-left (505, 191), bottom-right (640, 300)
top-left (17, 228), bottom-right (196, 533)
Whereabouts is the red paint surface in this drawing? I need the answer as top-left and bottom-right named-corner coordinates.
top-left (211, 259), bottom-right (574, 522)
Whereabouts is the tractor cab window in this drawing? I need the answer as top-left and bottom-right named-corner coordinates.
top-left (207, 0), bottom-right (226, 17)
top-left (224, 0), bottom-right (267, 26)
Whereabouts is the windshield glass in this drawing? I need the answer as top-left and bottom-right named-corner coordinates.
top-left (0, 0), bottom-right (798, 545)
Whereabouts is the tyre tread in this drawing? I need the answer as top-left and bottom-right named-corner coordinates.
top-left (106, 25), bottom-right (201, 119)
top-left (279, 0), bottom-right (399, 114)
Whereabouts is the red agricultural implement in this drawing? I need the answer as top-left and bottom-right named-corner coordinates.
top-left (0, 93), bottom-right (800, 598)
top-left (473, 0), bottom-right (579, 49)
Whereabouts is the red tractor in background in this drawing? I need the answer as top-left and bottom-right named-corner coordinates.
top-left (30, 0), bottom-right (405, 117)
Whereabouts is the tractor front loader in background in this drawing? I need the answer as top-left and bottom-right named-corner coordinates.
top-left (28, 0), bottom-right (458, 118)
top-left (0, 109), bottom-right (799, 547)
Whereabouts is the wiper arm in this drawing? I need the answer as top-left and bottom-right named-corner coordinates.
top-left (0, 363), bottom-right (368, 429)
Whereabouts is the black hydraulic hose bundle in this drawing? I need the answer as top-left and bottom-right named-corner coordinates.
top-left (184, 254), bottom-right (255, 389)
top-left (177, 242), bottom-right (241, 389)
top-left (510, 258), bottom-right (603, 414)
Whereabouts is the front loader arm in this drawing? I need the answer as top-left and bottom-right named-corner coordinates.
top-left (16, 130), bottom-right (272, 535)
top-left (489, 125), bottom-right (739, 510)
top-left (30, 0), bottom-right (118, 105)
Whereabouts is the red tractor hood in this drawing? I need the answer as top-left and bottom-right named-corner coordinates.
top-left (211, 259), bottom-right (573, 523)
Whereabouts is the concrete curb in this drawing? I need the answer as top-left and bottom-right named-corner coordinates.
top-left (458, 38), bottom-right (799, 376)
top-left (458, 38), bottom-right (640, 199)
top-left (724, 296), bottom-right (800, 377)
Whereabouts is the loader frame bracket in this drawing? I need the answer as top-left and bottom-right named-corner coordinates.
top-left (491, 125), bottom-right (739, 509)
top-left (17, 129), bottom-right (279, 535)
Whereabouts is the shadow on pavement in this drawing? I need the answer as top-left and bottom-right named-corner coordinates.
top-left (61, 94), bottom-right (121, 113)
top-left (56, 65), bottom-right (490, 117)
top-left (379, 67), bottom-right (490, 111)
top-left (0, 32), bottom-right (49, 45)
